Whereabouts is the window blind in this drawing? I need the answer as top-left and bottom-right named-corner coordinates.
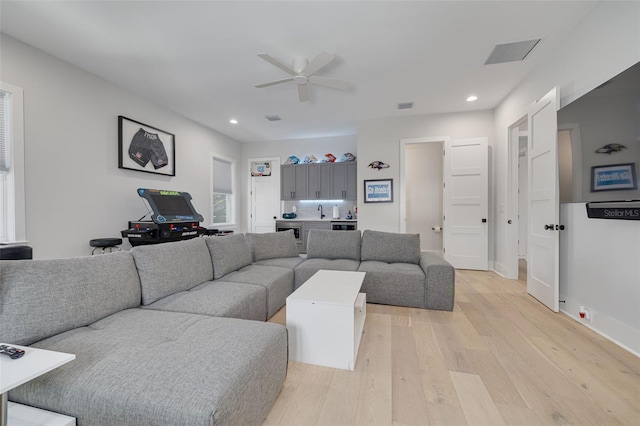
top-left (0, 91), bottom-right (8, 173)
top-left (212, 157), bottom-right (232, 194)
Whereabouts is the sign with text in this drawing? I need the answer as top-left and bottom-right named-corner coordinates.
top-left (364, 179), bottom-right (393, 203)
top-left (586, 200), bottom-right (640, 221)
top-left (591, 163), bottom-right (637, 192)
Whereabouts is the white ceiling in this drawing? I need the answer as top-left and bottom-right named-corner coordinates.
top-left (0, 1), bottom-right (600, 143)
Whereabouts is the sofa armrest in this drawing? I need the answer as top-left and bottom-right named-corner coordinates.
top-left (420, 252), bottom-right (455, 311)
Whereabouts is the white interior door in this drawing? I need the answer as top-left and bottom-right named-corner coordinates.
top-left (527, 87), bottom-right (560, 312)
top-left (250, 158), bottom-right (280, 233)
top-left (443, 137), bottom-right (488, 270)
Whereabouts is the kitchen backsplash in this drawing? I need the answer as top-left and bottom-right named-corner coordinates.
top-left (282, 200), bottom-right (358, 220)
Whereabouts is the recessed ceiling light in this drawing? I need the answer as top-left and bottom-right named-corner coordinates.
top-left (466, 95), bottom-right (478, 102)
top-left (398, 102), bottom-right (414, 110)
top-left (229, 119), bottom-right (238, 124)
top-left (265, 115), bottom-right (282, 121)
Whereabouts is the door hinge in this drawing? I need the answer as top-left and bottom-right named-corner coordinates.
top-left (443, 247), bottom-right (446, 253)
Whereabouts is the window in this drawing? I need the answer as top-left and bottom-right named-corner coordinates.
top-left (212, 156), bottom-right (234, 226)
top-left (0, 82), bottom-right (26, 243)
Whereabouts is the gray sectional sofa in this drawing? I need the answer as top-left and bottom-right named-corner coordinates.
top-left (0, 228), bottom-right (454, 425)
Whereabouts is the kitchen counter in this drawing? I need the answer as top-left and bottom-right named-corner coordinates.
top-left (278, 218), bottom-right (357, 222)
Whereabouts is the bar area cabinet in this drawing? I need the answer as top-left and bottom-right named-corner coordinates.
top-left (281, 162), bottom-right (356, 201)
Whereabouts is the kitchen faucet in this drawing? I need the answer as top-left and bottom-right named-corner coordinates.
top-left (318, 204), bottom-right (325, 219)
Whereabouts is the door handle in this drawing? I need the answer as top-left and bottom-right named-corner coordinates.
top-left (507, 220), bottom-right (512, 224)
top-left (481, 218), bottom-right (487, 223)
top-left (556, 224), bottom-right (565, 231)
top-left (544, 224), bottom-right (554, 230)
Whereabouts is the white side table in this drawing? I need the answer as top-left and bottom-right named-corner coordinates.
top-left (286, 270), bottom-right (366, 370)
top-left (0, 344), bottom-right (75, 426)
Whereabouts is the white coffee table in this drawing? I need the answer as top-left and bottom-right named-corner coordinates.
top-left (1, 344), bottom-right (76, 426)
top-left (286, 270), bottom-right (366, 370)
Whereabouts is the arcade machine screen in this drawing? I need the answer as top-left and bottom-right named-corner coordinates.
top-left (137, 188), bottom-right (204, 223)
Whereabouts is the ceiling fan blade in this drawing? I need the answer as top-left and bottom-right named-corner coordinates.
top-left (309, 75), bottom-right (349, 90)
top-left (297, 84), bottom-right (309, 102)
top-left (257, 53), bottom-right (297, 76)
top-left (255, 77), bottom-right (294, 88)
top-left (301, 51), bottom-right (335, 76)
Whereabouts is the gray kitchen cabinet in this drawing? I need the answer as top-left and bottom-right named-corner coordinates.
top-left (331, 162), bottom-right (357, 200)
top-left (307, 163), bottom-right (332, 199)
top-left (302, 220), bottom-right (331, 253)
top-left (281, 162), bottom-right (356, 201)
top-left (281, 164), bottom-right (307, 200)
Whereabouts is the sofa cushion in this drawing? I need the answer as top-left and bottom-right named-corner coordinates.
top-left (131, 237), bottom-right (213, 305)
top-left (306, 229), bottom-right (361, 261)
top-left (294, 258), bottom-right (361, 289)
top-left (223, 265), bottom-right (294, 319)
top-left (143, 280), bottom-right (267, 321)
top-left (0, 252), bottom-right (141, 345)
top-left (358, 260), bottom-right (426, 308)
top-left (361, 230), bottom-right (421, 264)
top-left (246, 230), bottom-right (299, 261)
top-left (10, 309), bottom-right (288, 426)
top-left (252, 256), bottom-right (306, 269)
top-left (204, 234), bottom-right (253, 279)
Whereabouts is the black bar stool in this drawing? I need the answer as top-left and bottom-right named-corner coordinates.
top-left (89, 238), bottom-right (122, 255)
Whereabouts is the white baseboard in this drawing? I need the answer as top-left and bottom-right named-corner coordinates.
top-left (560, 294), bottom-right (640, 357)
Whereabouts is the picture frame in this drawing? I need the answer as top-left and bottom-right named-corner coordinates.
top-left (590, 163), bottom-right (637, 192)
top-left (364, 178), bottom-right (393, 203)
top-left (118, 116), bottom-right (175, 176)
top-left (250, 161), bottom-right (272, 176)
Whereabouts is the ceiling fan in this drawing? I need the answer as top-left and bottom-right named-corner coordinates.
top-left (255, 51), bottom-right (349, 102)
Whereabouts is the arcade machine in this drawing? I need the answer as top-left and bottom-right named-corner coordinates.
top-left (122, 188), bottom-right (207, 246)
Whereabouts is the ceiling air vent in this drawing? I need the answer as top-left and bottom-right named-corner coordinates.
top-left (397, 102), bottom-right (414, 110)
top-left (265, 115), bottom-right (282, 121)
top-left (485, 39), bottom-right (541, 65)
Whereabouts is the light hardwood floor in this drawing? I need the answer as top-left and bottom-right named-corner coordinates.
top-left (265, 266), bottom-right (640, 425)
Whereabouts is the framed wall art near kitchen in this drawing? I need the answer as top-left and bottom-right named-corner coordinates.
top-left (590, 163), bottom-right (637, 192)
top-left (118, 116), bottom-right (175, 176)
top-left (364, 178), bottom-right (393, 203)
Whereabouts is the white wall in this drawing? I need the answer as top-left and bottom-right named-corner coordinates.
top-left (493, 1), bottom-right (640, 352)
top-left (356, 111), bottom-right (495, 238)
top-left (1, 35), bottom-right (242, 259)
top-left (560, 203), bottom-right (640, 355)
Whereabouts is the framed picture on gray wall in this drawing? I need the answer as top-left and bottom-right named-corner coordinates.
top-left (364, 179), bottom-right (393, 203)
top-left (590, 163), bottom-right (637, 192)
top-left (118, 116), bottom-right (175, 176)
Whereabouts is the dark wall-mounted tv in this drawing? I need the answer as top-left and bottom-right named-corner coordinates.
top-left (557, 61), bottom-right (640, 203)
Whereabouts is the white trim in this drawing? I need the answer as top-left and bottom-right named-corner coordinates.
top-left (560, 298), bottom-right (640, 357)
top-left (0, 81), bottom-right (26, 244)
top-left (399, 136), bottom-right (450, 233)
top-left (247, 156), bottom-right (280, 233)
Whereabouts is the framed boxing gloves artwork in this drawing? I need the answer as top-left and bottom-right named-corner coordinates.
top-left (118, 116), bottom-right (175, 176)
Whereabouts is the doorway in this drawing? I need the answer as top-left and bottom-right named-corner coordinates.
top-left (506, 117), bottom-right (528, 280)
top-left (400, 137), bottom-right (447, 252)
top-left (249, 157), bottom-right (280, 233)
